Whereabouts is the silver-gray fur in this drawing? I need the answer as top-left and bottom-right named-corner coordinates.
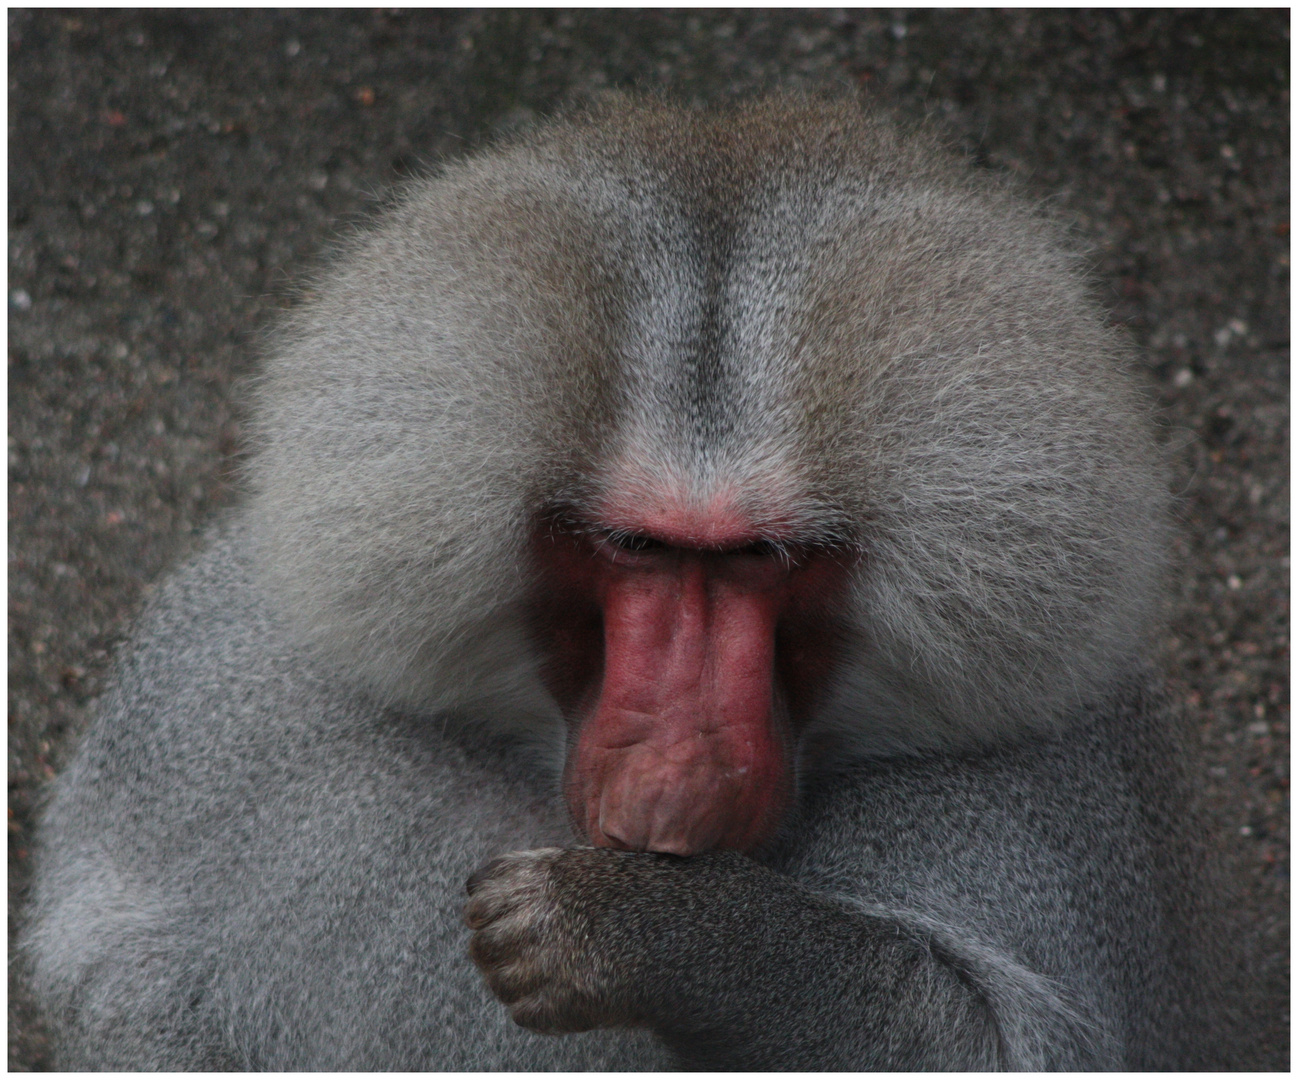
top-left (251, 96), bottom-right (1166, 757)
top-left (27, 96), bottom-right (1220, 1069)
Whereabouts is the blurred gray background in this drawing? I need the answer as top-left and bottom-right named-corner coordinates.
top-left (8, 10), bottom-right (1287, 1069)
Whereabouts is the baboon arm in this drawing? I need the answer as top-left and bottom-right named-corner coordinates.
top-left (467, 847), bottom-right (1105, 1070)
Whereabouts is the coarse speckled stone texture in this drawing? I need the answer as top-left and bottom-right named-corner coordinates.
top-left (8, 9), bottom-right (1287, 1069)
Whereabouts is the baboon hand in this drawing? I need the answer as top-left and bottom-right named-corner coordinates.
top-left (466, 848), bottom-right (635, 1035)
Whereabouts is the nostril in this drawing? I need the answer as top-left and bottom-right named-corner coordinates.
top-left (593, 813), bottom-right (637, 851)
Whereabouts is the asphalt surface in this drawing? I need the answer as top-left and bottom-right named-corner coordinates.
top-left (8, 10), bottom-right (1288, 1069)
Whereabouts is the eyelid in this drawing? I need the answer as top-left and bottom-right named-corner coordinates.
top-left (598, 531), bottom-right (790, 561)
top-left (606, 531), bottom-right (666, 552)
top-left (591, 531), bottom-right (667, 560)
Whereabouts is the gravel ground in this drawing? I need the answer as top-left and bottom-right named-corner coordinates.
top-left (8, 10), bottom-right (1288, 1069)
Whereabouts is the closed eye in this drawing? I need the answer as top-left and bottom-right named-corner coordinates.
top-left (607, 532), bottom-right (667, 553)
